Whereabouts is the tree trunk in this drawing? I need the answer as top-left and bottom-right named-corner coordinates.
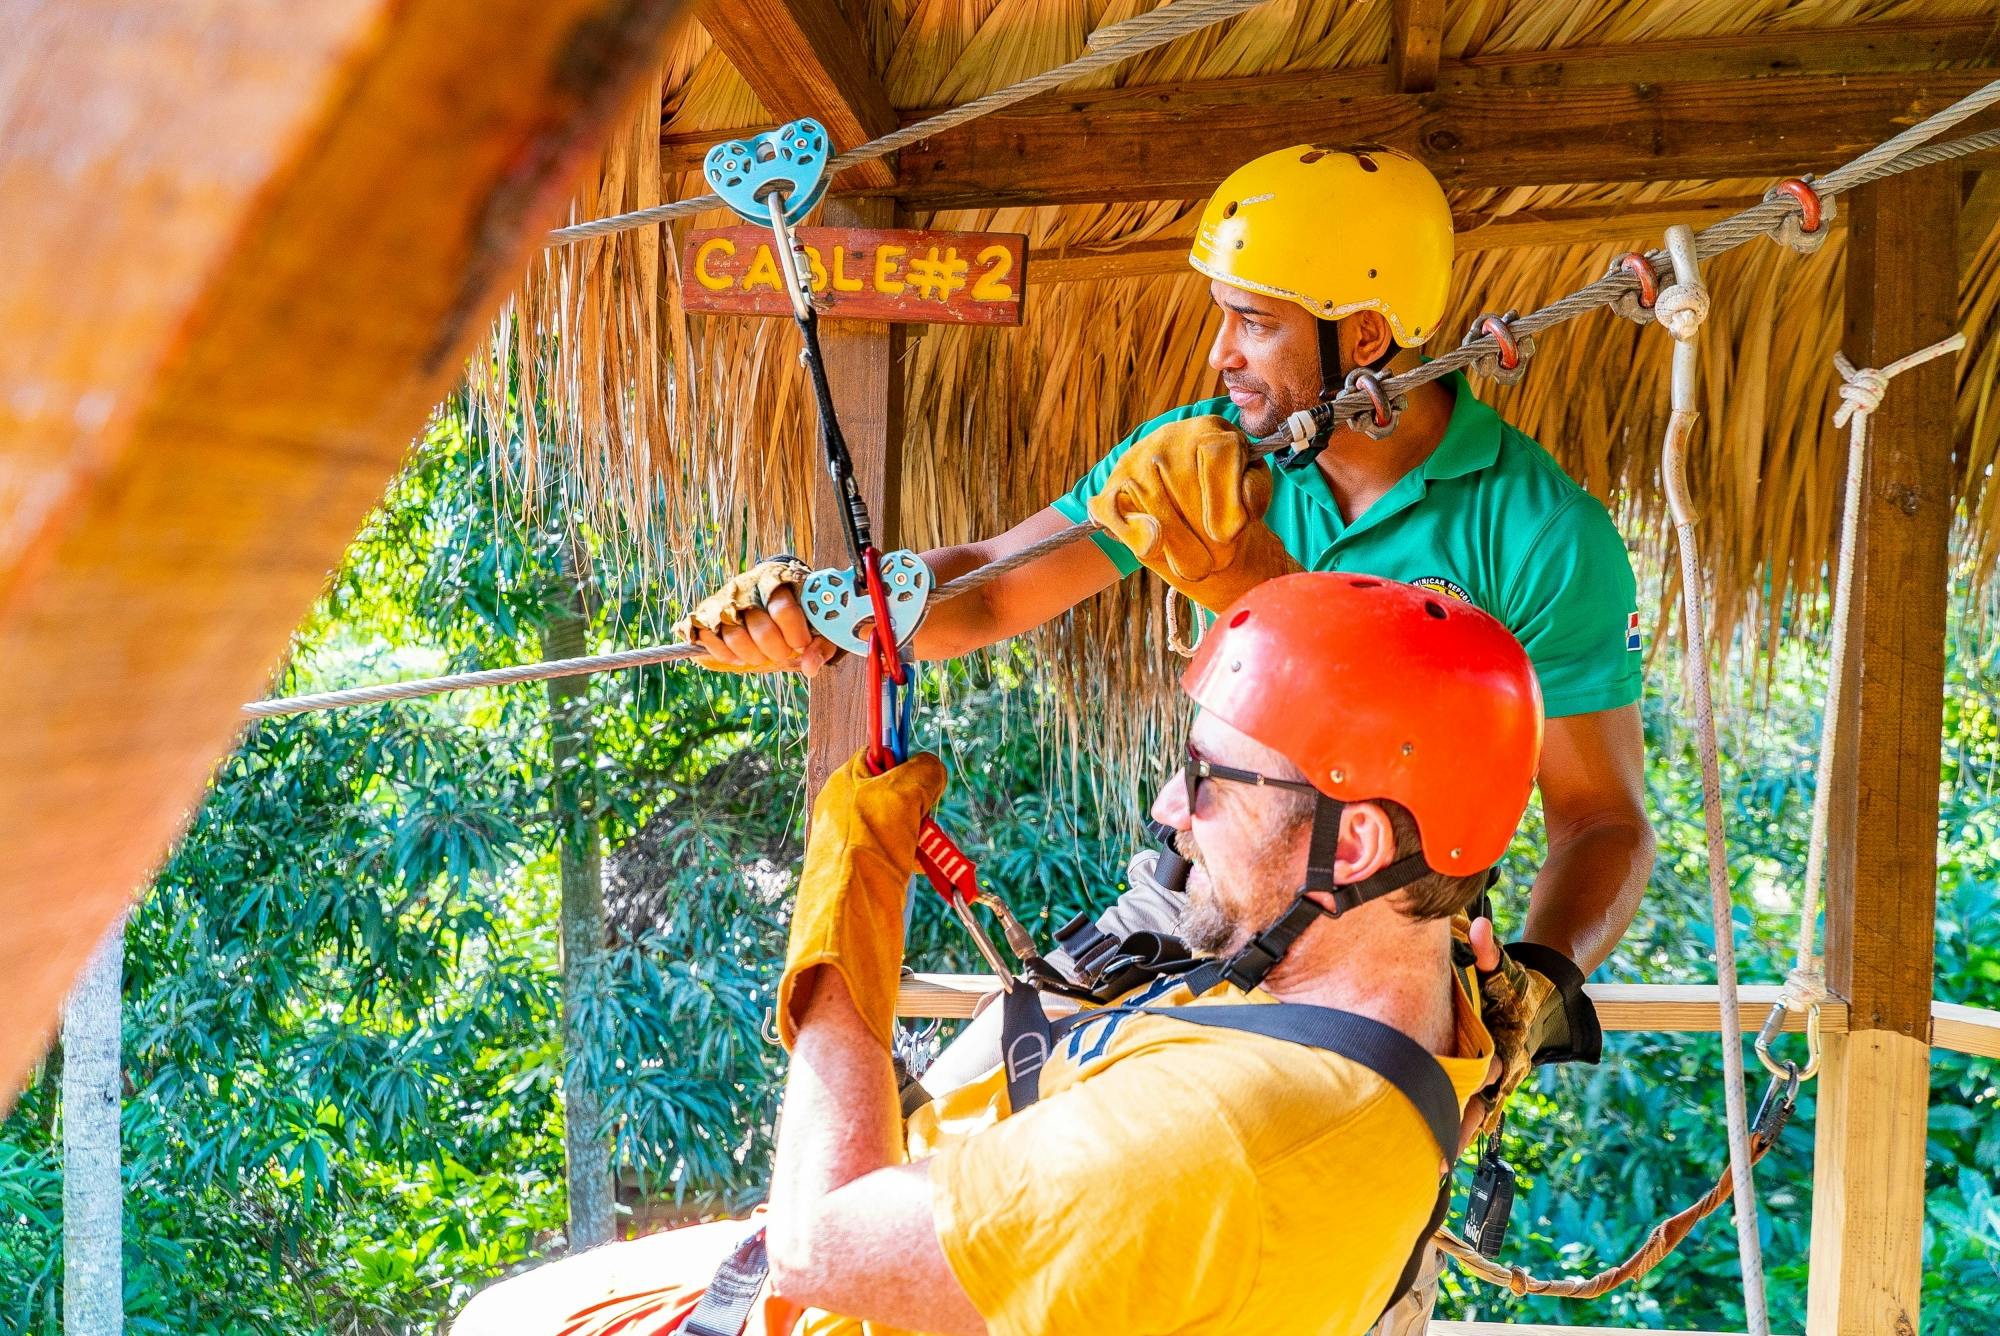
top-left (62, 919), bottom-right (123, 1336)
top-left (544, 581), bottom-right (615, 1250)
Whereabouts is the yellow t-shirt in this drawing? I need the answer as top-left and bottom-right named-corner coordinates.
top-left (803, 966), bottom-right (1491, 1336)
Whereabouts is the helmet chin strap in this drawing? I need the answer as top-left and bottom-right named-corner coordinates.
top-left (1317, 316), bottom-right (1346, 403)
top-left (1281, 316), bottom-right (1377, 473)
top-left (1219, 791), bottom-right (1433, 992)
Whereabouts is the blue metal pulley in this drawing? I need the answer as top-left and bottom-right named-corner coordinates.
top-left (801, 551), bottom-right (932, 656)
top-left (703, 118), bottom-right (832, 225)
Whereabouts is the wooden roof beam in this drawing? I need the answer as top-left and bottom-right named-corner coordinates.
top-left (879, 17), bottom-right (2000, 207)
top-left (1388, 0), bottom-right (1444, 93)
top-left (698, 0), bottom-right (898, 189)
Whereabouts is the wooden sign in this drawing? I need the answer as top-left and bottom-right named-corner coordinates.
top-left (681, 226), bottom-right (1026, 325)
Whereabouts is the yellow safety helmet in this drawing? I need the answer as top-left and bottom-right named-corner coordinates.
top-left (1189, 145), bottom-right (1454, 347)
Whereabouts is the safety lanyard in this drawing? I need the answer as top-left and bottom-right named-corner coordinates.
top-left (704, 119), bottom-right (1023, 983)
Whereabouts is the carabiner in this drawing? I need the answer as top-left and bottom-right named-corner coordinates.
top-left (1753, 1000), bottom-right (1822, 1082)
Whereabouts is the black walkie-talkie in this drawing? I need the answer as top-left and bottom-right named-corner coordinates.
top-left (1465, 1126), bottom-right (1516, 1259)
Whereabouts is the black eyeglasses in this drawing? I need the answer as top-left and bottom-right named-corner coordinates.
top-left (1183, 741), bottom-right (1320, 815)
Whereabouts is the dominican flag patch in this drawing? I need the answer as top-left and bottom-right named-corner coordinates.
top-left (1626, 611), bottom-right (1642, 652)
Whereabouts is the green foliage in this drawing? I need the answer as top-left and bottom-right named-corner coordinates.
top-left (1, 403), bottom-right (1994, 1332)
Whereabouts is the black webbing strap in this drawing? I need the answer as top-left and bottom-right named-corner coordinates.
top-left (997, 958), bottom-right (1462, 1324)
top-left (1001, 981), bottom-right (1058, 1115)
top-left (1005, 960), bottom-right (1459, 1161)
top-left (682, 1226), bottom-right (769, 1336)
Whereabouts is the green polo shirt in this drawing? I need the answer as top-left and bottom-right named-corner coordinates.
top-left (1051, 372), bottom-right (1642, 718)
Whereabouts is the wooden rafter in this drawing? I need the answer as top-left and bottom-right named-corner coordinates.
top-left (698, 0), bottom-right (898, 189)
top-left (893, 66), bottom-right (2000, 208)
top-left (1388, 0), bottom-right (1444, 94)
top-left (0, 0), bottom-right (681, 1106)
top-left (660, 17), bottom-right (2000, 190)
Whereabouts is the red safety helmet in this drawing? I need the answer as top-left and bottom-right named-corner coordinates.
top-left (1182, 572), bottom-right (1543, 876)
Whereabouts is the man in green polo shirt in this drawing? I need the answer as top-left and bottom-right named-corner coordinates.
top-left (685, 146), bottom-right (1653, 1159)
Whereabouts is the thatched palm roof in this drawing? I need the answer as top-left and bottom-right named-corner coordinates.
top-left (485, 0), bottom-right (2000, 766)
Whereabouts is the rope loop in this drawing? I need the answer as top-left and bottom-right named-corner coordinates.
top-left (1765, 177), bottom-right (1837, 254)
top-left (1608, 252), bottom-right (1662, 325)
top-left (1339, 368), bottom-right (1403, 439)
top-left (1654, 282), bottom-right (1710, 343)
top-left (1462, 310), bottom-right (1536, 385)
top-left (1164, 584), bottom-right (1201, 658)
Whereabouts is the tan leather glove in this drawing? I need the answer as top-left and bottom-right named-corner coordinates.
top-left (1469, 941), bottom-right (1547, 1135)
top-left (672, 557), bottom-right (811, 672)
top-left (776, 750), bottom-right (947, 1052)
top-left (1086, 416), bottom-right (1301, 613)
top-left (1456, 915), bottom-right (1599, 1135)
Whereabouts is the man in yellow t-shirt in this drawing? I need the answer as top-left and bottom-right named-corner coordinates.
top-left (454, 572), bottom-right (1543, 1336)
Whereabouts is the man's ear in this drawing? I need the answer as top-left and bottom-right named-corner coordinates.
top-left (1332, 801), bottom-right (1396, 885)
top-left (1341, 310), bottom-right (1395, 369)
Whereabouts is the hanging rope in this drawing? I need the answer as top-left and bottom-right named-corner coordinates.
top-left (1648, 223), bottom-right (1774, 1336)
top-left (543, 0), bottom-right (1272, 246)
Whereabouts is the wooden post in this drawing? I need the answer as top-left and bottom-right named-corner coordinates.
top-left (806, 197), bottom-right (905, 799)
top-left (1807, 167), bottom-right (1958, 1336)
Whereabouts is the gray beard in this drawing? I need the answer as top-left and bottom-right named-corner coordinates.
top-left (1175, 892), bottom-right (1240, 956)
top-left (1172, 830), bottom-right (1246, 955)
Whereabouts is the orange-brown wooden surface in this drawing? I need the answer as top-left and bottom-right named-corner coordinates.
top-left (697, 0), bottom-right (898, 190)
top-left (0, 0), bottom-right (683, 1106)
top-left (884, 22), bottom-right (2000, 208)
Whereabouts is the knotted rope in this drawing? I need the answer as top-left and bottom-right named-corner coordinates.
top-left (1758, 333), bottom-right (1966, 1060)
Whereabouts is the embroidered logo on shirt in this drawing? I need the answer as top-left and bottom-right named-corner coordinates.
top-left (1412, 576), bottom-right (1472, 603)
top-left (1626, 610), bottom-right (1642, 652)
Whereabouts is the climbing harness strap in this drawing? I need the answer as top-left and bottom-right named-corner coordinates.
top-left (681, 1227), bottom-right (770, 1336)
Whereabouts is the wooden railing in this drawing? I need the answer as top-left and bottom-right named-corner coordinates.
top-left (895, 975), bottom-right (2000, 1058)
